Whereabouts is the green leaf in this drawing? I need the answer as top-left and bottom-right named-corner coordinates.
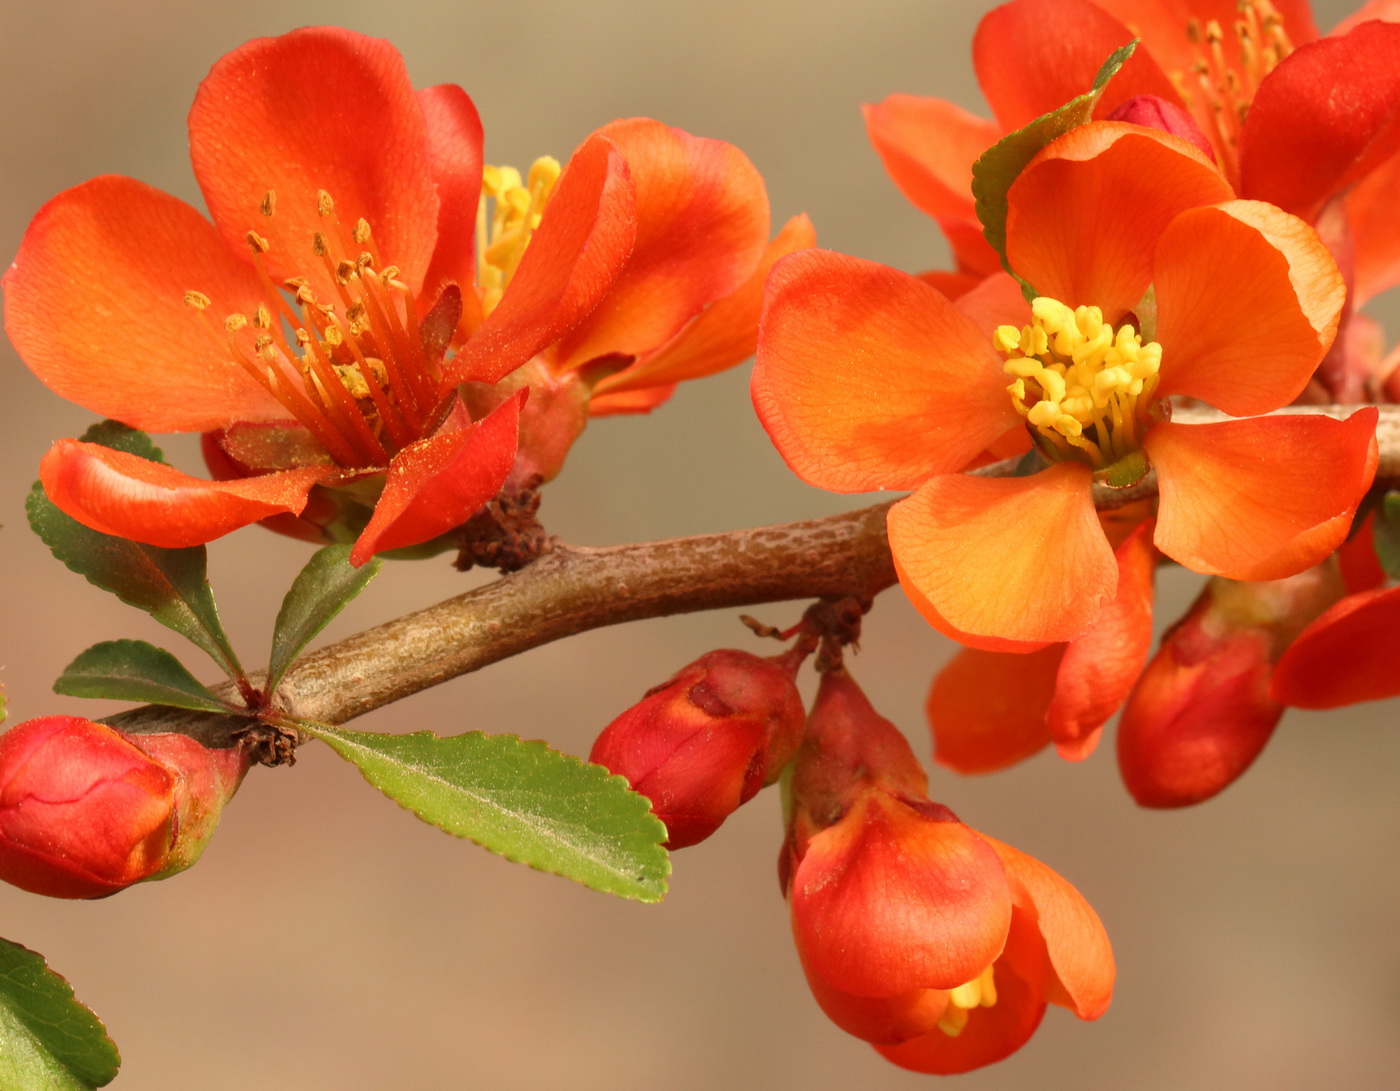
top-left (0, 938), bottom-right (120, 1089)
top-left (54, 640), bottom-right (241, 714)
top-left (302, 725), bottom-right (670, 902)
top-left (1373, 490), bottom-right (1400, 580)
top-left (26, 423), bottom-right (243, 681)
top-left (971, 40), bottom-right (1137, 294)
top-left (267, 546), bottom-right (381, 692)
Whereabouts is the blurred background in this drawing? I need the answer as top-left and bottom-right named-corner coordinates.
top-left (1, 0), bottom-right (1397, 1088)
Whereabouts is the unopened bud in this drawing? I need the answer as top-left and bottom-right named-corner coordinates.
top-left (589, 649), bottom-right (804, 848)
top-left (1106, 95), bottom-right (1216, 162)
top-left (0, 717), bottom-right (248, 899)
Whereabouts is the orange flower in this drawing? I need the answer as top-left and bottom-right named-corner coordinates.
top-left (754, 122), bottom-right (1376, 647)
top-left (6, 28), bottom-right (800, 562)
top-left (783, 669), bottom-right (1113, 1074)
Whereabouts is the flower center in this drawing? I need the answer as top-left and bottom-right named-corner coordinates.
top-left (475, 157), bottom-right (561, 319)
top-left (936, 965), bottom-right (998, 1038)
top-left (1166, 0), bottom-right (1293, 182)
top-left (998, 296), bottom-right (1163, 472)
top-left (185, 189), bottom-right (452, 470)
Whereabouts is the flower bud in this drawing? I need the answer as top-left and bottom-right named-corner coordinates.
top-left (1106, 95), bottom-right (1216, 161)
top-left (1117, 564), bottom-right (1346, 808)
top-left (0, 717), bottom-right (249, 899)
top-left (590, 648), bottom-right (805, 848)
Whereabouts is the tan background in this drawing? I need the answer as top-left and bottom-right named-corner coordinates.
top-left (1, 0), bottom-right (1398, 1088)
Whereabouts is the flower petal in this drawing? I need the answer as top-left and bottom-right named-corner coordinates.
top-left (1240, 20), bottom-right (1400, 220)
top-left (953, 272), bottom-right (1034, 338)
top-left (1007, 124), bottom-right (1233, 319)
top-left (417, 84), bottom-right (485, 309)
top-left (972, 0), bottom-right (1182, 132)
top-left (1346, 149), bottom-right (1400, 305)
top-left (349, 390), bottom-right (523, 565)
top-left (40, 440), bottom-right (331, 547)
top-left (4, 176), bottom-right (280, 432)
top-left (445, 134), bottom-right (636, 386)
top-left (1048, 519), bottom-right (1157, 761)
top-left (1146, 411), bottom-right (1378, 580)
top-left (552, 120), bottom-right (770, 371)
top-left (189, 27), bottom-right (439, 298)
top-left (797, 955), bottom-right (952, 1046)
top-left (862, 95), bottom-right (1003, 276)
top-left (927, 645), bottom-right (1061, 774)
top-left (1154, 201), bottom-right (1344, 414)
top-left (790, 792), bottom-right (1012, 996)
top-left (888, 465), bottom-right (1117, 645)
top-left (1271, 586), bottom-right (1400, 708)
top-left (982, 836), bottom-right (1115, 1021)
top-left (753, 251), bottom-right (1018, 492)
top-left (586, 384), bottom-right (677, 418)
top-left (595, 213), bottom-right (816, 397)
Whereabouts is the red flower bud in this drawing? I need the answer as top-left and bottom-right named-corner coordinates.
top-left (784, 671), bottom-right (1112, 1074)
top-left (589, 648), bottom-right (804, 848)
top-left (1106, 95), bottom-right (1216, 162)
top-left (1118, 564), bottom-right (1346, 808)
top-left (0, 717), bottom-right (249, 899)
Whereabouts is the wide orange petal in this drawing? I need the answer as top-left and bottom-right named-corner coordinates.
top-left (926, 646), bottom-right (1061, 775)
top-left (875, 910), bottom-right (1047, 1076)
top-left (1271, 586), bottom-right (1400, 708)
top-left (417, 84), bottom-right (485, 309)
top-left (1154, 201), bottom-right (1344, 414)
top-left (189, 27), bottom-right (440, 298)
top-left (982, 836), bottom-right (1115, 1020)
top-left (798, 957), bottom-right (952, 1045)
top-left (595, 213), bottom-right (816, 397)
top-left (1146, 410), bottom-right (1379, 580)
top-left (40, 441), bottom-right (330, 548)
top-left (445, 134), bottom-right (636, 386)
top-left (586, 384), bottom-right (676, 418)
top-left (953, 272), bottom-right (1032, 338)
top-left (1006, 123), bottom-right (1233, 319)
top-left (972, 0), bottom-right (1182, 132)
top-left (552, 120), bottom-right (769, 371)
top-left (1332, 0), bottom-right (1400, 34)
top-left (752, 251), bottom-right (1017, 492)
top-left (1338, 513), bottom-right (1387, 594)
top-left (888, 465), bottom-right (1117, 645)
top-left (1048, 519), bottom-right (1156, 761)
top-left (4, 176), bottom-right (279, 432)
top-left (1346, 149), bottom-right (1400, 305)
top-left (349, 390), bottom-right (522, 565)
top-left (1240, 20), bottom-right (1400, 220)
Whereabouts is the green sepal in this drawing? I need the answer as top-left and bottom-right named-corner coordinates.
top-left (301, 723), bottom-right (670, 903)
top-left (27, 422), bottom-right (243, 681)
top-left (267, 546), bottom-right (381, 692)
top-left (1373, 490), bottom-right (1400, 580)
top-left (971, 39), bottom-right (1138, 297)
top-left (54, 639), bottom-right (242, 715)
top-left (0, 938), bottom-right (121, 1089)
top-left (1095, 449), bottom-right (1151, 489)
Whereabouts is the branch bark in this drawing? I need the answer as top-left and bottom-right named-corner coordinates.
top-left (105, 404), bottom-right (1400, 746)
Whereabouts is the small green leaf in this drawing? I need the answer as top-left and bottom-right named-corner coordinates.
top-left (302, 724), bottom-right (670, 902)
top-left (267, 546), bottom-right (381, 692)
top-left (54, 640), bottom-right (241, 714)
top-left (27, 423), bottom-right (243, 681)
top-left (971, 40), bottom-right (1138, 292)
top-left (1373, 490), bottom-right (1400, 580)
top-left (0, 938), bottom-right (120, 1089)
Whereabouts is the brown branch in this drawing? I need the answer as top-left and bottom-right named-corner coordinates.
top-left (104, 404), bottom-right (1400, 746)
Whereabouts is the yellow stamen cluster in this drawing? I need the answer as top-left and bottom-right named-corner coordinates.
top-left (184, 188), bottom-right (448, 470)
top-left (1166, 0), bottom-right (1293, 182)
top-left (476, 156), bottom-right (561, 317)
top-left (937, 965), bottom-right (998, 1038)
top-left (999, 296), bottom-right (1162, 469)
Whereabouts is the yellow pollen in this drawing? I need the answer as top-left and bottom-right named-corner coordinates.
top-left (353, 218), bottom-right (372, 245)
top-left (317, 190), bottom-right (334, 217)
top-left (224, 313), bottom-right (247, 333)
top-left (936, 965), bottom-right (998, 1039)
top-left (246, 230), bottom-right (270, 254)
top-left (183, 290), bottom-right (211, 310)
top-left (999, 296), bottom-right (1162, 470)
top-left (476, 155), bottom-right (562, 318)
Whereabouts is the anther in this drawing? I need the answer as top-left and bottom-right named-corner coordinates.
top-left (336, 259), bottom-right (359, 282)
top-left (260, 191), bottom-right (277, 217)
top-left (183, 290), bottom-right (211, 310)
top-left (379, 265), bottom-right (401, 286)
top-left (313, 232), bottom-right (329, 258)
top-left (254, 303), bottom-right (272, 329)
top-left (246, 230), bottom-right (270, 254)
top-left (317, 190), bottom-right (335, 217)
top-left (224, 313), bottom-right (248, 333)
top-left (353, 218), bottom-right (371, 244)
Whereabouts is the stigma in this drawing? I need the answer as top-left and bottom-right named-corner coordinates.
top-left (936, 965), bottom-right (998, 1038)
top-left (998, 296), bottom-right (1163, 471)
top-left (476, 156), bottom-right (562, 318)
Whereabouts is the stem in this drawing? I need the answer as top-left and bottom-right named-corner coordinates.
top-left (103, 404), bottom-right (1400, 746)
